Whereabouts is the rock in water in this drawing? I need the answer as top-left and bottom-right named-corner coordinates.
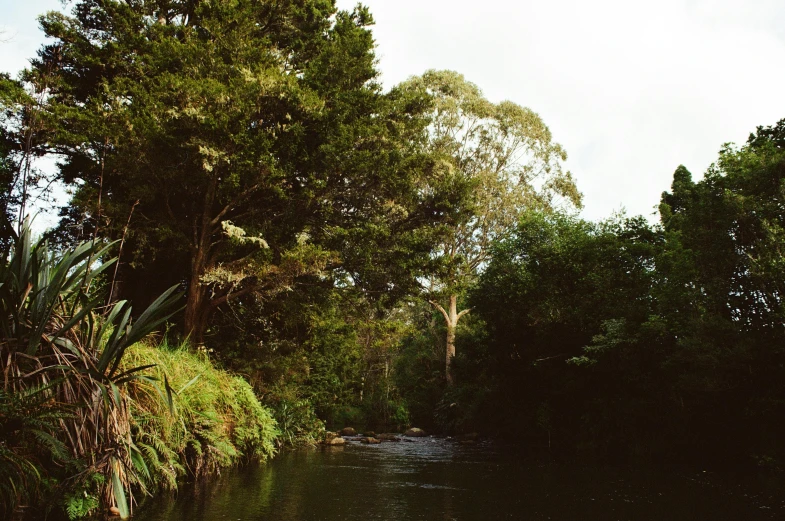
top-left (328, 436), bottom-right (346, 446)
top-left (360, 437), bottom-right (381, 444)
top-left (340, 427), bottom-right (357, 436)
top-left (404, 427), bottom-right (427, 437)
top-left (377, 433), bottom-right (401, 441)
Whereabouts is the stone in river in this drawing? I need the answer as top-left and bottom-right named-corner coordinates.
top-left (404, 427), bottom-right (427, 437)
top-left (377, 433), bottom-right (401, 442)
top-left (340, 427), bottom-right (357, 436)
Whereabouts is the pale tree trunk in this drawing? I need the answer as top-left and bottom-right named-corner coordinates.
top-left (430, 294), bottom-right (470, 385)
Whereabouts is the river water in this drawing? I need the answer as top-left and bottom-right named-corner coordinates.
top-left (139, 436), bottom-right (785, 520)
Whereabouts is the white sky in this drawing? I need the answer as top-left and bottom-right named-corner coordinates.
top-left (3, 0), bottom-right (785, 223)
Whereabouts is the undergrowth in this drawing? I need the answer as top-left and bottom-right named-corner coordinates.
top-left (121, 340), bottom-right (278, 490)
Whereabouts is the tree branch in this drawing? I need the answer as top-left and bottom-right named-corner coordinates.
top-left (428, 299), bottom-right (450, 324)
top-left (208, 282), bottom-right (259, 309)
top-left (210, 181), bottom-right (263, 228)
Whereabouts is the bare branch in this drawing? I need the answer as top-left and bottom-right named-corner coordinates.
top-left (428, 299), bottom-right (450, 324)
top-left (533, 354), bottom-right (568, 364)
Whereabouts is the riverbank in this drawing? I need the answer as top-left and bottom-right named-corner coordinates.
top-left (121, 341), bottom-right (278, 484)
top-left (10, 339), bottom-right (279, 521)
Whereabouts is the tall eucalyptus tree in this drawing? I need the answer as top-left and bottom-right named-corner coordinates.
top-left (399, 70), bottom-right (582, 382)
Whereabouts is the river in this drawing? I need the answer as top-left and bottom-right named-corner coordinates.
top-left (139, 436), bottom-right (785, 520)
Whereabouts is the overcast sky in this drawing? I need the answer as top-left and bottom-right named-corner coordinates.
top-left (3, 0), bottom-right (785, 223)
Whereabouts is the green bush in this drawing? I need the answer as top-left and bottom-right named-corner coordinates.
top-left (267, 391), bottom-right (325, 446)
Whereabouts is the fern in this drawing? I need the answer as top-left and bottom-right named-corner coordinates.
top-left (64, 493), bottom-right (99, 520)
top-left (121, 339), bottom-right (279, 484)
top-left (63, 473), bottom-right (104, 520)
top-left (0, 384), bottom-right (71, 518)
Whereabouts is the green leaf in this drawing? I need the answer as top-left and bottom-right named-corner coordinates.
top-left (110, 458), bottom-right (129, 519)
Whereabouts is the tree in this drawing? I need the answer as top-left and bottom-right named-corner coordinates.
top-left (36, 0), bottom-right (449, 343)
top-left (658, 118), bottom-right (785, 333)
top-left (0, 72), bottom-right (53, 243)
top-left (398, 70), bottom-right (582, 382)
top-left (467, 211), bottom-right (660, 442)
top-left (647, 120), bottom-right (785, 463)
top-left (0, 74), bottom-right (22, 238)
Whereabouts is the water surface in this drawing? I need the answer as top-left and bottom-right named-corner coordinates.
top-left (140, 437), bottom-right (785, 520)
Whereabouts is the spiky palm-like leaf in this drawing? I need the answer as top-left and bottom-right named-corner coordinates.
top-left (0, 219), bottom-right (182, 518)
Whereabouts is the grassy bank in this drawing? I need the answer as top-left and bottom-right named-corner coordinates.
top-left (55, 340), bottom-right (279, 520)
top-left (121, 340), bottom-right (279, 490)
top-left (0, 225), bottom-right (279, 519)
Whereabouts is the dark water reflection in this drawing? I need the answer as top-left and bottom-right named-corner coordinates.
top-left (139, 437), bottom-right (785, 520)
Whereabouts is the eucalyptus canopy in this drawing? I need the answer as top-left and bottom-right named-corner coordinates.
top-left (399, 70), bottom-right (582, 381)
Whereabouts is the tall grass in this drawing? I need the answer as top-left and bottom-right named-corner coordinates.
top-left (121, 340), bottom-right (278, 488)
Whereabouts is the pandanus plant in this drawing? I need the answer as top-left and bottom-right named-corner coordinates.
top-left (0, 220), bottom-right (182, 519)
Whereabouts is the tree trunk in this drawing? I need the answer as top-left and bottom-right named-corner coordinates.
top-left (183, 175), bottom-right (220, 345)
top-left (183, 263), bottom-right (208, 345)
top-left (183, 216), bottom-right (214, 344)
top-left (430, 294), bottom-right (470, 385)
top-left (445, 294), bottom-right (457, 384)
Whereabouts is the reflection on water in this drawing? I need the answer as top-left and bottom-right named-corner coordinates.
top-left (139, 437), bottom-right (785, 520)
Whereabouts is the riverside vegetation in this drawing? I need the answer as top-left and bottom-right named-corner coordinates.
top-left (0, 223), bottom-right (278, 519)
top-left (1, 0), bottom-right (785, 519)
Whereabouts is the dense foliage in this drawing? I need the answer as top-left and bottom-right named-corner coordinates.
top-left (459, 120), bottom-right (785, 466)
top-left (0, 222), bottom-right (183, 519)
top-left (2, 0), bottom-right (785, 517)
top-left (34, 0), bottom-right (454, 345)
top-left (122, 340), bottom-right (278, 484)
top-left (0, 223), bottom-right (276, 519)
